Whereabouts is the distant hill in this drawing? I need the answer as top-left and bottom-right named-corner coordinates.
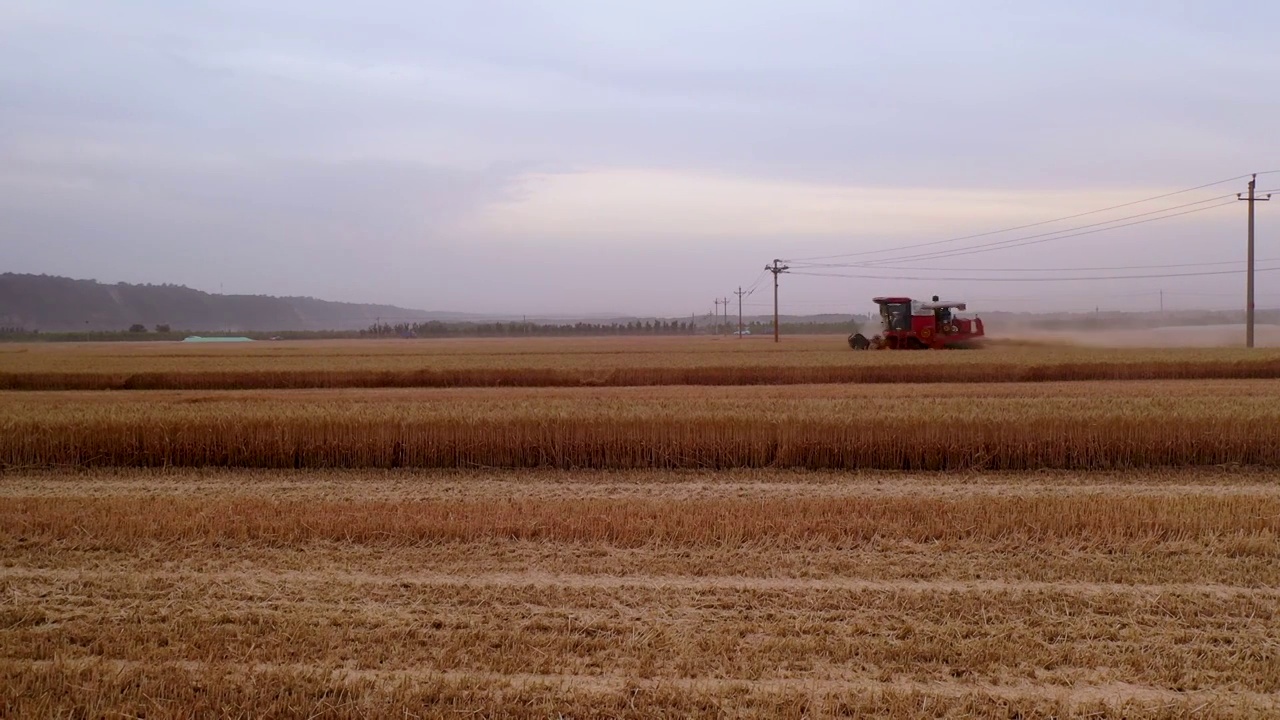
top-left (6, 273), bottom-right (1274, 335)
top-left (0, 274), bottom-right (460, 332)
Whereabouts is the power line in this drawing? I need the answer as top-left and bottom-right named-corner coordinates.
top-left (807, 257), bottom-right (1279, 273)
top-left (742, 267), bottom-right (771, 294)
top-left (781, 173), bottom-right (1254, 263)
top-left (742, 300), bottom-right (859, 307)
top-left (792, 187), bottom-right (1276, 275)
top-left (790, 265), bottom-right (1280, 283)
top-left (843, 198), bottom-right (1239, 266)
top-left (1172, 288), bottom-right (1280, 296)
top-left (851, 194), bottom-right (1236, 265)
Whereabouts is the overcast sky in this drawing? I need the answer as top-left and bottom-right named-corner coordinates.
top-left (4, 1), bottom-right (1279, 316)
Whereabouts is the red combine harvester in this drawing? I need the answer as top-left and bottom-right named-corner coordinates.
top-left (849, 296), bottom-right (985, 350)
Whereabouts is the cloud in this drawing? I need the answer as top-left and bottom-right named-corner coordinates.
top-left (1, 1), bottom-right (1278, 315)
top-left (472, 168), bottom-right (1202, 241)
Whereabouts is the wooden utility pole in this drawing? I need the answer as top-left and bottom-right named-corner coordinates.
top-left (721, 297), bottom-right (729, 335)
top-left (765, 260), bottom-right (789, 343)
top-left (734, 286), bottom-right (748, 338)
top-left (713, 298), bottom-right (723, 335)
top-left (1238, 175), bottom-right (1272, 348)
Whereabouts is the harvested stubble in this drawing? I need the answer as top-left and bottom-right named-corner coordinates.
top-left (4, 381), bottom-right (1280, 470)
top-left (8, 468), bottom-right (1280, 587)
top-left (4, 337), bottom-right (1280, 389)
top-left (4, 468), bottom-right (1279, 717)
top-left (5, 662), bottom-right (1251, 720)
top-left (7, 575), bottom-right (1280, 694)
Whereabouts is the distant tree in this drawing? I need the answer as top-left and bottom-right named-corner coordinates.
top-left (154, 324), bottom-right (171, 333)
top-left (128, 323), bottom-right (147, 333)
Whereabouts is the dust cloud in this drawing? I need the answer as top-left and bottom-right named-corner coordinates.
top-left (986, 324), bottom-right (1280, 349)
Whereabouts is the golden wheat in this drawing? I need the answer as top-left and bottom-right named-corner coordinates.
top-left (6, 494), bottom-right (1278, 549)
top-left (4, 336), bottom-right (1280, 389)
top-left (4, 381), bottom-right (1279, 469)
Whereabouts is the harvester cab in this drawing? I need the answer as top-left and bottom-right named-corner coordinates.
top-left (849, 295), bottom-right (985, 350)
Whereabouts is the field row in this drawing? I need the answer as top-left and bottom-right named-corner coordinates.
top-left (8, 493), bottom-right (1278, 549)
top-left (3, 468), bottom-right (1278, 717)
top-left (6, 572), bottom-right (1278, 692)
top-left (4, 337), bottom-right (1280, 389)
top-left (10, 335), bottom-right (1271, 369)
top-left (8, 662), bottom-right (1253, 719)
top-left (6, 356), bottom-right (1280, 389)
top-left (11, 466), bottom-right (1279, 499)
top-left (7, 468), bottom-right (1280, 585)
top-left (6, 381), bottom-right (1280, 470)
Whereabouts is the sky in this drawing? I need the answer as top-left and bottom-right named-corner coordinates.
top-left (3, 0), bottom-right (1280, 317)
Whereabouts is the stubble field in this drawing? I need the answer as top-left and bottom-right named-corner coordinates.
top-left (2, 336), bottom-right (1278, 718)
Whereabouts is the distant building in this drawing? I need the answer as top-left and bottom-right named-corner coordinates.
top-left (182, 336), bottom-right (254, 343)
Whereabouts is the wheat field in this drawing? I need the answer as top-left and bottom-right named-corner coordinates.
top-left (4, 336), bottom-right (1280, 389)
top-left (4, 469), bottom-right (1279, 718)
top-left (3, 338), bottom-right (1279, 717)
top-left (4, 380), bottom-right (1280, 470)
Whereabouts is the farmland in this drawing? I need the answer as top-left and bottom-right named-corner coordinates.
top-left (3, 337), bottom-right (1279, 718)
top-left (4, 336), bottom-right (1280, 389)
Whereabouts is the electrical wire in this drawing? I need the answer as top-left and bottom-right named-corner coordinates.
top-left (789, 265), bottom-right (1280, 283)
top-left (781, 173), bottom-right (1253, 263)
top-left (963, 290), bottom-right (1164, 302)
top-left (799, 194), bottom-right (1236, 267)
top-left (742, 268), bottom-right (771, 295)
top-left (805, 257), bottom-right (1278, 273)
top-left (844, 198), bottom-right (1239, 266)
top-left (749, 174), bottom-right (1277, 315)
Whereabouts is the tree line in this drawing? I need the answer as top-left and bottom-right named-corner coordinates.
top-left (360, 319), bottom-right (703, 338)
top-left (359, 318), bottom-right (864, 338)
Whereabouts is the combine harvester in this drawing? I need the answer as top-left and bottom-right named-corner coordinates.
top-left (849, 296), bottom-right (985, 350)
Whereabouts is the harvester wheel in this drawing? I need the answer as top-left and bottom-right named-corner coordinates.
top-left (848, 333), bottom-right (870, 350)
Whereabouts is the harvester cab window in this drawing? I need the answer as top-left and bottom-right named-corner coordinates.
top-left (883, 303), bottom-right (911, 331)
top-left (938, 307), bottom-right (953, 326)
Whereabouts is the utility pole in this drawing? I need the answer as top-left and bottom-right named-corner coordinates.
top-left (721, 296), bottom-right (729, 335)
top-left (1238, 174), bottom-right (1272, 348)
top-left (713, 298), bottom-right (723, 335)
top-left (765, 259), bottom-right (789, 343)
top-left (734, 287), bottom-right (747, 338)
top-left (1159, 290), bottom-right (1163, 315)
